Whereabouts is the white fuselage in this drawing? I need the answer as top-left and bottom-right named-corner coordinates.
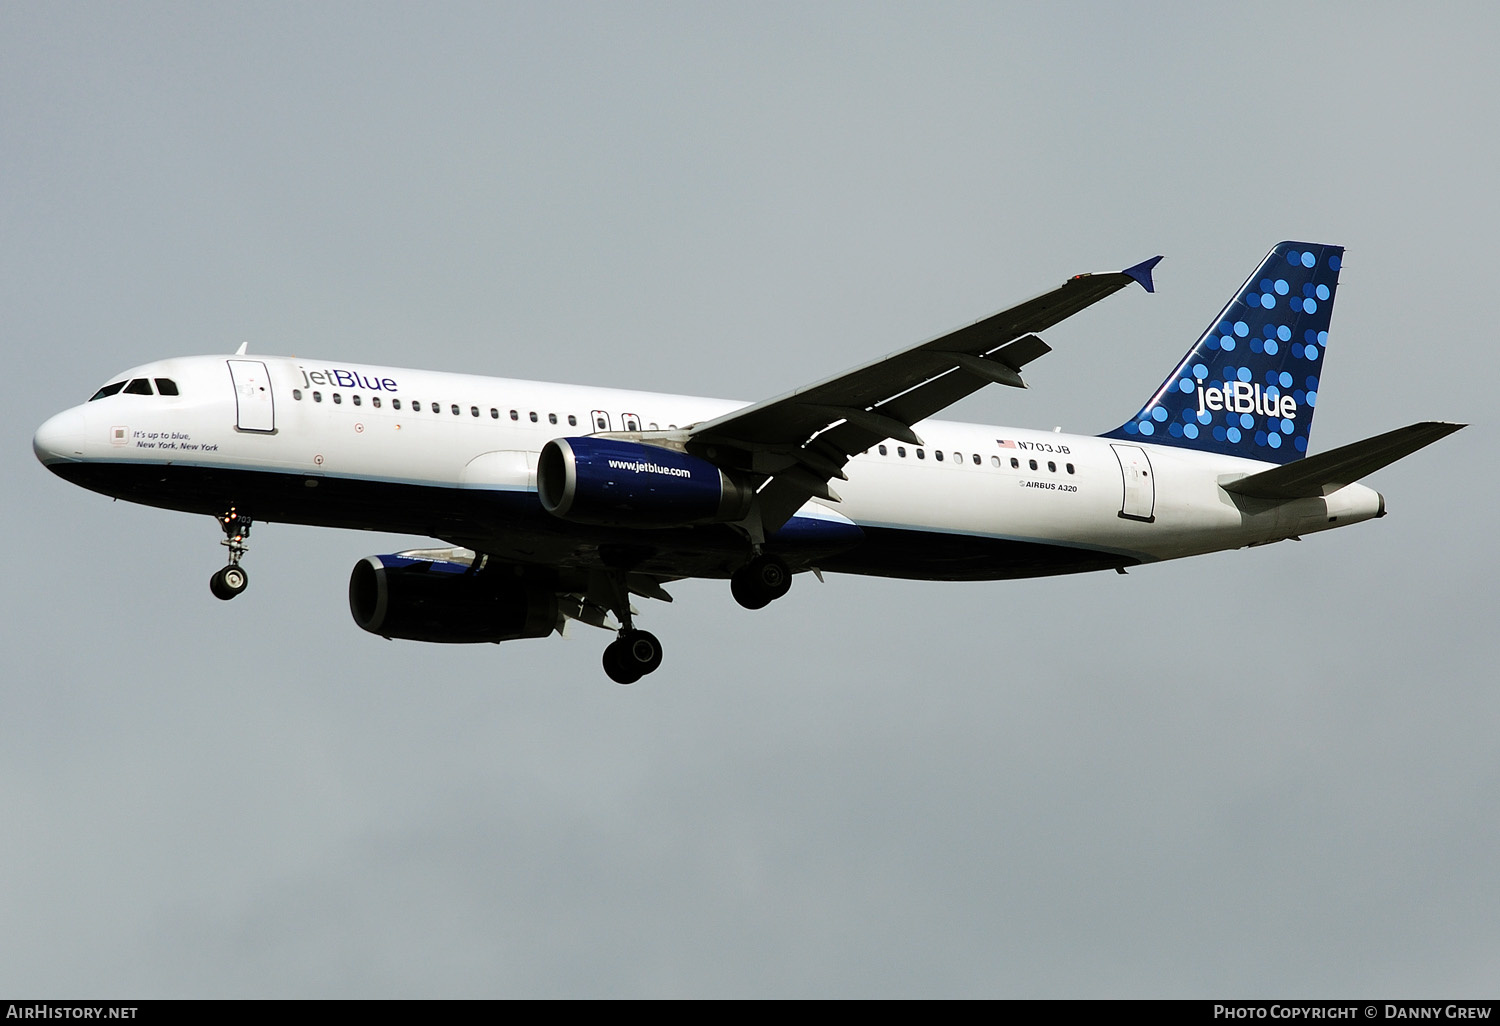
top-left (33, 354), bottom-right (1385, 582)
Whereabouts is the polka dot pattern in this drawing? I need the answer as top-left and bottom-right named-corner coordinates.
top-left (1106, 242), bottom-right (1343, 465)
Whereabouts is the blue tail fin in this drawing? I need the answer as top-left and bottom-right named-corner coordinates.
top-left (1103, 241), bottom-right (1343, 464)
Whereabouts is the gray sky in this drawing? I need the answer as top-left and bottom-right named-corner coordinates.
top-left (3, 2), bottom-right (1496, 998)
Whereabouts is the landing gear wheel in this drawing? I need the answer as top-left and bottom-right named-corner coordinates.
top-left (621, 629), bottom-right (663, 675)
top-left (602, 629), bottom-right (663, 684)
top-left (210, 564), bottom-right (249, 601)
top-left (731, 555), bottom-right (792, 610)
top-left (603, 640), bottom-right (642, 685)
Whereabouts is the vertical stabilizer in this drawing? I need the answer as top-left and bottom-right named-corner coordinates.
top-left (1103, 242), bottom-right (1343, 465)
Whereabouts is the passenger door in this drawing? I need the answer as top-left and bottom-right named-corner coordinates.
top-left (227, 360), bottom-right (276, 433)
top-left (1110, 443), bottom-right (1155, 522)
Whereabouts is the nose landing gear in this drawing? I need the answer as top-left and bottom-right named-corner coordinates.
top-left (210, 563), bottom-right (248, 600)
top-left (211, 508), bottom-right (251, 600)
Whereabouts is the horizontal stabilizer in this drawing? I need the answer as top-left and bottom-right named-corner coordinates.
top-left (1222, 421), bottom-right (1465, 500)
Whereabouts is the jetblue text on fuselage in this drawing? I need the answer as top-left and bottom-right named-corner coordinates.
top-left (1197, 382), bottom-right (1297, 420)
top-left (607, 458), bottom-right (692, 478)
top-left (300, 367), bottom-right (399, 392)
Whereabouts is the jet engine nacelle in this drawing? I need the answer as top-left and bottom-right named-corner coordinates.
top-left (349, 554), bottom-right (558, 644)
top-left (537, 437), bottom-right (754, 527)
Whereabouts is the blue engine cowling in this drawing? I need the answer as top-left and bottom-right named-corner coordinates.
top-left (537, 437), bottom-right (755, 527)
top-left (349, 554), bottom-right (557, 644)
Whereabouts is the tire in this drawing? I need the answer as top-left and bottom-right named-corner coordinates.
top-left (730, 572), bottom-right (772, 610)
top-left (621, 630), bottom-right (663, 675)
top-left (210, 565), bottom-right (248, 601)
top-left (602, 639), bottom-right (643, 685)
top-left (731, 555), bottom-right (791, 610)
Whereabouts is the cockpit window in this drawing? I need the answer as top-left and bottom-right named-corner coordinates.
top-left (123, 378), bottom-right (153, 395)
top-left (89, 381), bottom-right (127, 401)
top-left (154, 378), bottom-right (179, 396)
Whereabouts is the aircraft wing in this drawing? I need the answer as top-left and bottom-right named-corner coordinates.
top-left (686, 256), bottom-right (1161, 527)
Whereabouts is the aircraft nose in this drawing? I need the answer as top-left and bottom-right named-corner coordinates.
top-left (33, 406), bottom-right (89, 466)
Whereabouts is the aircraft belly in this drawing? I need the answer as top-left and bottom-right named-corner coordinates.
top-left (819, 526), bottom-right (1137, 580)
top-left (46, 460), bottom-right (825, 580)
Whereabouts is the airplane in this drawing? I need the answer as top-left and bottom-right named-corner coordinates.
top-left (32, 242), bottom-right (1463, 683)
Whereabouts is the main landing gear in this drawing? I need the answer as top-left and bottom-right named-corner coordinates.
top-left (602, 629), bottom-right (663, 686)
top-left (595, 569), bottom-right (666, 685)
top-left (210, 507), bottom-right (251, 601)
top-left (730, 553), bottom-right (792, 610)
top-left (593, 551), bottom-right (789, 683)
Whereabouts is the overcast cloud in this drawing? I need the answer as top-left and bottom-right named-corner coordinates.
top-left (3, 2), bottom-right (1496, 998)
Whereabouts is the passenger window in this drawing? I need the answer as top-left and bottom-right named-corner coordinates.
top-left (1066, 463), bottom-right (1075, 474)
top-left (897, 446), bottom-right (907, 458)
top-left (333, 393), bottom-right (342, 404)
top-left (1011, 457), bottom-right (1020, 469)
top-left (1048, 461), bottom-right (1056, 472)
top-left (430, 402), bottom-right (439, 414)
top-left (490, 408), bottom-right (499, 419)
top-left (569, 415), bottom-right (578, 426)
top-left (154, 378), bottom-right (179, 396)
top-left (89, 381), bottom-right (127, 401)
top-left (990, 455), bottom-right (1000, 467)
top-left (511, 410), bottom-right (519, 421)
top-left (935, 450), bottom-right (944, 462)
top-left (313, 391), bottom-right (323, 403)
top-left (971, 454), bottom-right (980, 465)
top-left (392, 398), bottom-right (402, 410)
top-left (549, 413), bottom-right (557, 425)
top-left (1028, 459), bottom-right (1037, 470)
top-left (372, 396), bottom-right (381, 409)
top-left (878, 444), bottom-right (888, 456)
top-left (471, 406), bottom-right (480, 418)
top-left (451, 404), bottom-right (460, 416)
top-left (124, 378), bottom-right (153, 395)
top-left (624, 415), bottom-right (640, 431)
top-left (530, 412), bottom-right (538, 423)
top-left (292, 388), bottom-right (303, 401)
top-left (955, 452), bottom-right (963, 464)
top-left (352, 394), bottom-right (362, 406)
top-left (594, 415), bottom-right (607, 430)
top-left (916, 448), bottom-right (925, 459)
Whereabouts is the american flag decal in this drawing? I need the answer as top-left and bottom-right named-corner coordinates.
top-left (996, 439), bottom-right (1016, 449)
